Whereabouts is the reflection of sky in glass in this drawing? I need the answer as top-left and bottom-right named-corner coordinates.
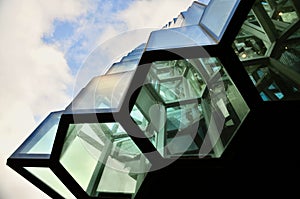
top-left (200, 0), bottom-right (240, 39)
top-left (147, 25), bottom-right (216, 51)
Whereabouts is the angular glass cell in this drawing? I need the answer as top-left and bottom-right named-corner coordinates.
top-left (181, 2), bottom-right (205, 26)
top-left (146, 25), bottom-right (216, 51)
top-left (106, 60), bottom-right (140, 75)
top-left (66, 71), bottom-right (135, 112)
top-left (60, 123), bottom-right (150, 197)
top-left (25, 167), bottom-right (76, 199)
top-left (14, 111), bottom-right (62, 155)
top-left (200, 0), bottom-right (240, 40)
top-left (121, 54), bottom-right (142, 62)
top-left (146, 60), bottom-right (206, 104)
top-left (132, 58), bottom-right (249, 158)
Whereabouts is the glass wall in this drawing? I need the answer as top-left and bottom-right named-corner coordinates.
top-left (59, 123), bottom-right (150, 197)
top-left (131, 58), bottom-right (249, 158)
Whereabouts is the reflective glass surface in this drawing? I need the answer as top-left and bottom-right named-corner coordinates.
top-left (25, 167), bottom-right (76, 199)
top-left (181, 2), bottom-right (205, 26)
top-left (200, 0), bottom-right (240, 40)
top-left (66, 71), bottom-right (135, 111)
top-left (132, 58), bottom-right (249, 158)
top-left (16, 111), bottom-right (62, 155)
top-left (146, 25), bottom-right (216, 51)
top-left (106, 60), bottom-right (140, 75)
top-left (60, 123), bottom-right (150, 197)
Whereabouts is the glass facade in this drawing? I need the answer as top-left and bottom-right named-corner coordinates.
top-left (60, 123), bottom-right (150, 197)
top-left (7, 0), bottom-right (300, 198)
top-left (132, 58), bottom-right (249, 158)
top-left (147, 0), bottom-right (241, 51)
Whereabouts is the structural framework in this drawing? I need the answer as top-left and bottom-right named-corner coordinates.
top-left (7, 0), bottom-right (300, 198)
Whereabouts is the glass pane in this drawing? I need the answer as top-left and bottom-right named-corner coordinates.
top-left (106, 59), bottom-right (140, 75)
top-left (17, 111), bottom-right (62, 155)
top-left (25, 167), bottom-right (76, 199)
top-left (132, 58), bottom-right (250, 158)
top-left (181, 2), bottom-right (205, 26)
top-left (200, 0), bottom-right (240, 40)
top-left (60, 123), bottom-right (150, 197)
top-left (260, 0), bottom-right (299, 34)
top-left (66, 71), bottom-right (135, 111)
top-left (146, 25), bottom-right (216, 51)
top-left (146, 60), bottom-right (206, 103)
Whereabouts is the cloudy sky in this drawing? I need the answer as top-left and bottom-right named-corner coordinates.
top-left (0, 0), bottom-right (193, 198)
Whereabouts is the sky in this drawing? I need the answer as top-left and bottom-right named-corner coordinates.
top-left (0, 0), bottom-right (194, 198)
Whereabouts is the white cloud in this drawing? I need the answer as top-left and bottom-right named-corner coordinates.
top-left (0, 0), bottom-right (195, 198)
top-left (72, 0), bottom-right (194, 95)
top-left (118, 0), bottom-right (193, 30)
top-left (0, 0), bottom-right (89, 198)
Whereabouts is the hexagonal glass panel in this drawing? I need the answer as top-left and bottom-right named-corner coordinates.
top-left (131, 58), bottom-right (250, 158)
top-left (59, 122), bottom-right (151, 197)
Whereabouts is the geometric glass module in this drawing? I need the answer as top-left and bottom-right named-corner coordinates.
top-left (12, 111), bottom-right (62, 156)
top-left (65, 71), bottom-right (135, 112)
top-left (24, 167), bottom-right (76, 199)
top-left (6, 111), bottom-right (74, 199)
top-left (131, 58), bottom-right (250, 158)
top-left (233, 0), bottom-right (300, 101)
top-left (60, 123), bottom-right (150, 198)
top-left (146, 0), bottom-right (241, 51)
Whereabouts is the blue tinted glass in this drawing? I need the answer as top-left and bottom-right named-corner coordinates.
top-left (200, 0), bottom-right (240, 40)
top-left (182, 2), bottom-right (205, 26)
top-left (260, 92), bottom-right (270, 101)
top-left (146, 25), bottom-right (216, 51)
top-left (15, 111), bottom-right (62, 155)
